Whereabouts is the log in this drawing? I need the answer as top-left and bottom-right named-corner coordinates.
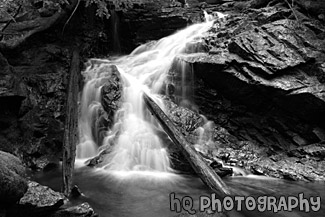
top-left (143, 93), bottom-right (232, 197)
top-left (62, 49), bottom-right (80, 197)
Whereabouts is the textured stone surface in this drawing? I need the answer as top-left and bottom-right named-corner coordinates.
top-left (118, 0), bottom-right (205, 52)
top-left (0, 151), bottom-right (28, 204)
top-left (0, 44), bottom-right (69, 170)
top-left (19, 181), bottom-right (65, 209)
top-left (164, 5), bottom-right (325, 181)
top-left (52, 203), bottom-right (97, 217)
top-left (100, 64), bottom-right (123, 124)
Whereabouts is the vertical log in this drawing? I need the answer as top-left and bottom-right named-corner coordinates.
top-left (62, 49), bottom-right (80, 197)
top-left (143, 93), bottom-right (232, 197)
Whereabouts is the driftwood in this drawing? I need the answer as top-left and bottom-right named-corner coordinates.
top-left (62, 49), bottom-right (80, 197)
top-left (143, 93), bottom-right (231, 197)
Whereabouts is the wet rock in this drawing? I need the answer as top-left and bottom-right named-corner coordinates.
top-left (214, 167), bottom-right (233, 178)
top-left (161, 97), bottom-right (246, 174)
top-left (52, 203), bottom-right (97, 217)
top-left (19, 181), bottom-right (65, 208)
top-left (19, 181), bottom-right (65, 211)
top-left (164, 98), bottom-right (204, 137)
top-left (70, 185), bottom-right (82, 198)
top-left (209, 160), bottom-right (233, 177)
top-left (210, 160), bottom-right (222, 169)
top-left (288, 143), bottom-right (325, 160)
top-left (250, 156), bottom-right (325, 181)
top-left (0, 151), bottom-right (28, 205)
top-left (100, 64), bottom-right (123, 126)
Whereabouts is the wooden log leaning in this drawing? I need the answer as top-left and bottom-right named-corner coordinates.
top-left (62, 49), bottom-right (80, 197)
top-left (143, 93), bottom-right (232, 197)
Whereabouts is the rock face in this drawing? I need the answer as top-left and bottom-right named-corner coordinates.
top-left (0, 151), bottom-right (28, 205)
top-left (117, 0), bottom-right (204, 52)
top-left (165, 4), bottom-right (325, 181)
top-left (0, 44), bottom-right (69, 170)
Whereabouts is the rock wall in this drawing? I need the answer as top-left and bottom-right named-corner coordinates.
top-left (0, 40), bottom-right (69, 170)
top-left (117, 0), bottom-right (204, 52)
top-left (165, 3), bottom-right (325, 181)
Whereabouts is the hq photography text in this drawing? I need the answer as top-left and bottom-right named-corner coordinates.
top-left (170, 193), bottom-right (321, 214)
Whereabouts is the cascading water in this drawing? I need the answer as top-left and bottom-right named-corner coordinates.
top-left (110, 10), bottom-right (121, 53)
top-left (76, 16), bottom-right (214, 173)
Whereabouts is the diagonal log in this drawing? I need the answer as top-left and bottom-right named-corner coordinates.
top-left (143, 92), bottom-right (232, 197)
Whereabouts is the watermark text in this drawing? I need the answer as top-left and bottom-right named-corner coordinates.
top-left (170, 193), bottom-right (321, 214)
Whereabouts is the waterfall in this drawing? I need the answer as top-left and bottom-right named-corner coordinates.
top-left (76, 16), bottom-right (214, 173)
top-left (110, 10), bottom-right (121, 53)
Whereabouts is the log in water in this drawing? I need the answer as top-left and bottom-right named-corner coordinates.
top-left (143, 92), bottom-right (232, 197)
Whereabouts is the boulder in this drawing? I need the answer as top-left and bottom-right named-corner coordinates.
top-left (100, 64), bottom-right (123, 125)
top-left (5, 181), bottom-right (99, 217)
top-left (52, 203), bottom-right (98, 217)
top-left (19, 181), bottom-right (65, 209)
top-left (13, 181), bottom-right (65, 216)
top-left (0, 151), bottom-right (28, 205)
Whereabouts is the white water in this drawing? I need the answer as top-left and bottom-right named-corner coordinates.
top-left (76, 17), bottom-right (214, 172)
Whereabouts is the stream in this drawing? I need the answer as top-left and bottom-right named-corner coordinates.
top-left (33, 164), bottom-right (324, 217)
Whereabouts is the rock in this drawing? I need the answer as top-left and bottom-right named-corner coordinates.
top-left (70, 185), bottom-right (82, 198)
top-left (162, 5), bottom-right (325, 181)
top-left (288, 143), bottom-right (325, 160)
top-left (52, 203), bottom-right (97, 217)
top-left (250, 156), bottom-right (325, 181)
top-left (0, 44), bottom-right (68, 170)
top-left (100, 65), bottom-right (123, 125)
top-left (0, 151), bottom-right (28, 205)
top-left (214, 167), bottom-right (233, 178)
top-left (164, 98), bottom-right (204, 138)
top-left (118, 0), bottom-right (203, 52)
top-left (19, 181), bottom-right (65, 211)
top-left (198, 0), bottom-right (224, 4)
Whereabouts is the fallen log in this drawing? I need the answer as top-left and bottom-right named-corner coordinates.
top-left (143, 93), bottom-right (231, 197)
top-left (62, 49), bottom-right (80, 197)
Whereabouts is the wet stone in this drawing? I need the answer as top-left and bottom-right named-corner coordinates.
top-left (52, 203), bottom-right (98, 217)
top-left (19, 181), bottom-right (65, 210)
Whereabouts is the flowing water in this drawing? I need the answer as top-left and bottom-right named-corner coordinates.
top-left (76, 18), bottom-right (214, 172)
top-left (40, 13), bottom-right (325, 217)
top-left (34, 165), bottom-right (325, 217)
